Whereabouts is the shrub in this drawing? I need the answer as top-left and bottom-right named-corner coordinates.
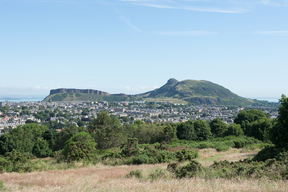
top-left (215, 144), bottom-right (229, 152)
top-left (210, 118), bottom-right (228, 138)
top-left (224, 123), bottom-right (244, 136)
top-left (174, 160), bottom-right (203, 178)
top-left (131, 154), bottom-right (149, 165)
top-left (32, 139), bottom-right (52, 158)
top-left (121, 138), bottom-right (139, 157)
top-left (62, 132), bottom-right (97, 162)
top-left (149, 169), bottom-right (167, 181)
top-left (175, 149), bottom-right (198, 162)
top-left (126, 170), bottom-right (142, 178)
top-left (0, 180), bottom-right (4, 190)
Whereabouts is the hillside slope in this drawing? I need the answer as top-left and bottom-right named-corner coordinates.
top-left (43, 79), bottom-right (272, 106)
top-left (138, 78), bottom-right (254, 105)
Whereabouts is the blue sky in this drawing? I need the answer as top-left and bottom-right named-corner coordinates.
top-left (0, 0), bottom-right (287, 99)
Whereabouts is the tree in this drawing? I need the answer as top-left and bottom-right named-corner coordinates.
top-left (88, 111), bottom-right (125, 149)
top-left (270, 94), bottom-right (288, 149)
top-left (176, 120), bottom-right (197, 140)
top-left (249, 119), bottom-right (272, 141)
top-left (234, 109), bottom-right (266, 134)
top-left (62, 132), bottom-right (96, 162)
top-left (163, 124), bottom-right (177, 143)
top-left (224, 123), bottom-right (244, 136)
top-left (53, 124), bottom-right (86, 151)
top-left (193, 120), bottom-right (212, 141)
top-left (209, 118), bottom-right (228, 138)
top-left (0, 124), bottom-right (48, 155)
top-left (32, 139), bottom-right (52, 158)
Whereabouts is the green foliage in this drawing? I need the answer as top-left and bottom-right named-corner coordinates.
top-left (0, 180), bottom-right (4, 190)
top-left (170, 136), bottom-right (262, 151)
top-left (234, 109), bottom-right (267, 134)
top-left (0, 124), bottom-right (48, 155)
top-left (131, 154), bottom-right (150, 165)
top-left (121, 138), bottom-right (139, 157)
top-left (193, 120), bottom-right (212, 141)
top-left (253, 145), bottom-right (279, 162)
top-left (176, 120), bottom-right (197, 140)
top-left (224, 123), bottom-right (244, 136)
top-left (215, 144), bottom-right (230, 152)
top-left (163, 124), bottom-right (177, 143)
top-left (169, 160), bottom-right (203, 178)
top-left (89, 111), bottom-right (126, 149)
top-left (175, 149), bottom-right (198, 162)
top-left (53, 125), bottom-right (86, 151)
top-left (270, 94), bottom-right (288, 150)
top-left (248, 119), bottom-right (272, 141)
top-left (0, 150), bottom-right (35, 173)
top-left (32, 139), bottom-right (52, 158)
top-left (126, 170), bottom-right (142, 178)
top-left (62, 132), bottom-right (97, 162)
top-left (209, 118), bottom-right (228, 138)
top-left (124, 123), bottom-right (165, 144)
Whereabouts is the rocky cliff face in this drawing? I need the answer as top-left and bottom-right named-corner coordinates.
top-left (50, 89), bottom-right (110, 96)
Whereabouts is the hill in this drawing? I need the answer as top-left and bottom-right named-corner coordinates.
top-left (138, 78), bottom-right (254, 105)
top-left (43, 79), bottom-right (275, 106)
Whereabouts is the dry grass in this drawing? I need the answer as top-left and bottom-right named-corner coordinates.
top-left (1, 148), bottom-right (283, 192)
top-left (196, 148), bottom-right (258, 167)
top-left (1, 165), bottom-right (288, 192)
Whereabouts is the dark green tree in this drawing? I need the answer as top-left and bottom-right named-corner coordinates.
top-left (224, 123), bottom-right (244, 136)
top-left (32, 139), bottom-right (52, 158)
top-left (193, 120), bottom-right (212, 141)
top-left (163, 124), bottom-right (177, 143)
top-left (271, 95), bottom-right (288, 149)
top-left (62, 132), bottom-right (97, 162)
top-left (176, 120), bottom-right (197, 140)
top-left (209, 118), bottom-right (228, 137)
top-left (249, 119), bottom-right (272, 141)
top-left (53, 125), bottom-right (86, 151)
top-left (0, 124), bottom-right (47, 155)
top-left (234, 109), bottom-right (266, 134)
top-left (88, 111), bottom-right (126, 149)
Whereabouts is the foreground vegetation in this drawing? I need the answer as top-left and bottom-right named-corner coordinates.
top-left (1, 94), bottom-right (288, 191)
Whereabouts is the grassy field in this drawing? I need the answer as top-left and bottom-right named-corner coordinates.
top-left (1, 148), bottom-right (287, 192)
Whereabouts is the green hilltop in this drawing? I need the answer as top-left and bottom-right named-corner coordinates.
top-left (43, 78), bottom-right (275, 106)
top-left (138, 78), bottom-right (254, 105)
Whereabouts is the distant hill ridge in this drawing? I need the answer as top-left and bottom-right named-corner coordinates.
top-left (43, 78), bottom-right (273, 106)
top-left (50, 88), bottom-right (110, 96)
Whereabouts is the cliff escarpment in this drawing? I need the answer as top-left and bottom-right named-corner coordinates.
top-left (50, 89), bottom-right (110, 96)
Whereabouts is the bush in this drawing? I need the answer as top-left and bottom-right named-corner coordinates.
top-left (0, 180), bottom-right (4, 190)
top-left (210, 118), bottom-right (228, 138)
top-left (62, 132), bottom-right (97, 162)
top-left (0, 150), bottom-right (35, 173)
top-left (32, 139), bottom-right (52, 158)
top-left (224, 123), bottom-right (244, 136)
top-left (175, 149), bottom-right (198, 162)
top-left (121, 138), bottom-right (139, 157)
top-left (126, 170), bottom-right (142, 178)
top-left (149, 169), bottom-right (167, 181)
top-left (215, 144), bottom-right (229, 152)
top-left (174, 160), bottom-right (203, 178)
top-left (253, 145), bottom-right (280, 162)
top-left (131, 154), bottom-right (149, 165)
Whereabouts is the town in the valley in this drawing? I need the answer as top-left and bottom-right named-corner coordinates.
top-left (0, 100), bottom-right (279, 133)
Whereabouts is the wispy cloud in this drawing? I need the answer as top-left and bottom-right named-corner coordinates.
top-left (119, 0), bottom-right (249, 13)
top-left (153, 30), bottom-right (217, 36)
top-left (261, 0), bottom-right (288, 6)
top-left (254, 31), bottom-right (288, 35)
top-left (120, 17), bottom-right (141, 32)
